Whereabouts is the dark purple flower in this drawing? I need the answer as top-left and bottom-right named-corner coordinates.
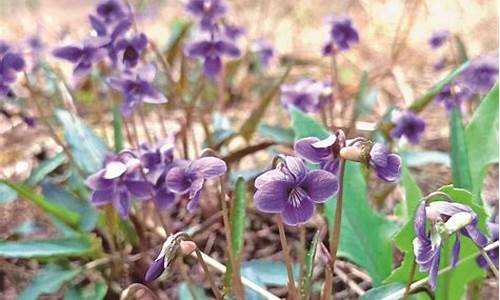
top-left (251, 39), bottom-right (274, 69)
top-left (391, 111), bottom-right (426, 144)
top-left (281, 79), bottom-right (332, 113)
top-left (145, 255), bottom-right (166, 282)
top-left (90, 15), bottom-right (132, 42)
top-left (111, 33), bottom-right (148, 69)
top-left (435, 82), bottom-right (472, 111)
top-left (253, 156), bottom-right (338, 226)
top-left (224, 24), bottom-right (245, 40)
top-left (460, 55), bottom-right (499, 94)
top-left (109, 64), bottom-right (167, 117)
top-left (325, 16), bottom-right (359, 53)
top-left (429, 30), bottom-right (449, 49)
top-left (369, 143), bottom-right (401, 182)
top-left (0, 51), bottom-right (25, 99)
top-left (294, 135), bottom-right (340, 174)
top-left (21, 114), bottom-right (36, 128)
top-left (413, 201), bottom-right (488, 290)
top-left (0, 40), bottom-right (10, 56)
top-left (185, 0), bottom-right (226, 31)
top-left (165, 156), bottom-right (227, 211)
top-left (478, 215), bottom-right (499, 269)
top-left (185, 37), bottom-right (240, 77)
top-left (95, 0), bottom-right (128, 24)
top-left (53, 37), bottom-right (110, 82)
top-left (85, 152), bottom-right (152, 218)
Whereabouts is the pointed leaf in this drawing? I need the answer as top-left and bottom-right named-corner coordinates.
top-left (0, 237), bottom-right (92, 258)
top-left (19, 264), bottom-right (81, 300)
top-left (449, 107), bottom-right (472, 190)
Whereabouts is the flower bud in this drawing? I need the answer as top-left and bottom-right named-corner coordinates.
top-left (444, 212), bottom-right (473, 235)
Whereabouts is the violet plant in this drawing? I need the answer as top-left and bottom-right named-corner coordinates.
top-left (0, 1), bottom-right (498, 300)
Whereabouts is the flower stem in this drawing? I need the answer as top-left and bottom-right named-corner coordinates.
top-left (276, 217), bottom-right (299, 300)
top-left (299, 225), bottom-right (306, 284)
top-left (403, 260), bottom-right (417, 299)
top-left (478, 247), bottom-right (499, 278)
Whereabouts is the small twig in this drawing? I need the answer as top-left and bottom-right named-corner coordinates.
top-left (334, 265), bottom-right (365, 296)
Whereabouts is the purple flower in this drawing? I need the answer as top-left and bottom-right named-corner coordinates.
top-left (185, 37), bottom-right (240, 77)
top-left (251, 39), bottom-right (274, 69)
top-left (253, 156), bottom-right (338, 226)
top-left (165, 156), bottom-right (227, 211)
top-left (90, 15), bottom-right (132, 42)
top-left (0, 51), bottom-right (25, 99)
top-left (185, 0), bottom-right (227, 31)
top-left (369, 143), bottom-right (401, 182)
top-left (85, 152), bottom-right (152, 218)
top-left (413, 201), bottom-right (488, 290)
top-left (324, 16), bottom-right (359, 54)
top-left (435, 82), bottom-right (472, 111)
top-left (95, 0), bottom-right (129, 24)
top-left (223, 24), bottom-right (245, 41)
top-left (53, 37), bottom-right (110, 82)
top-left (109, 64), bottom-right (167, 117)
top-left (0, 40), bottom-right (10, 55)
top-left (280, 79), bottom-right (332, 113)
top-left (294, 135), bottom-right (340, 174)
top-left (460, 55), bottom-right (499, 94)
top-left (478, 215), bottom-right (499, 269)
top-left (111, 33), bottom-right (148, 69)
top-left (429, 30), bottom-right (449, 49)
top-left (391, 111), bottom-right (426, 144)
top-left (432, 57), bottom-right (446, 71)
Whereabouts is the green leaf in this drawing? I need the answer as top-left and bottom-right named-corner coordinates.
top-left (354, 71), bottom-right (378, 117)
top-left (55, 109), bottom-right (108, 174)
top-left (324, 162), bottom-right (398, 286)
top-left (166, 19), bottom-right (192, 64)
top-left (465, 84), bottom-right (499, 203)
top-left (400, 150), bottom-right (450, 167)
top-left (112, 105), bottom-right (123, 152)
top-left (301, 230), bottom-right (320, 299)
top-left (257, 123), bottom-right (295, 145)
top-left (0, 237), bottom-right (92, 258)
top-left (360, 283), bottom-right (417, 300)
top-left (25, 152), bottom-right (66, 187)
top-left (409, 61), bottom-right (470, 112)
top-left (289, 106), bottom-right (329, 140)
top-left (177, 282), bottom-right (208, 300)
top-left (64, 282), bottom-right (108, 300)
top-left (384, 185), bottom-right (487, 300)
top-left (239, 67), bottom-right (291, 141)
top-left (0, 182), bottom-right (17, 204)
top-left (241, 260), bottom-right (299, 286)
top-left (18, 264), bottom-right (81, 300)
top-left (14, 220), bottom-right (41, 236)
top-left (0, 180), bottom-right (80, 227)
top-left (41, 181), bottom-right (98, 232)
top-left (449, 108), bottom-right (472, 190)
top-left (394, 164), bottom-right (424, 222)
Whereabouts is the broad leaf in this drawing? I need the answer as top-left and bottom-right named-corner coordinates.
top-left (241, 260), bottom-right (299, 286)
top-left (0, 237), bottom-right (92, 258)
top-left (25, 152), bottom-right (66, 187)
top-left (360, 283), bottom-right (417, 300)
top-left (18, 264), bottom-right (80, 300)
top-left (177, 282), bottom-right (208, 300)
top-left (465, 84), bottom-right (499, 204)
top-left (64, 282), bottom-right (108, 300)
top-left (400, 150), bottom-right (450, 167)
top-left (449, 108), bottom-right (472, 190)
top-left (394, 164), bottom-right (424, 222)
top-left (289, 106), bottom-right (329, 140)
top-left (257, 123), bottom-right (295, 145)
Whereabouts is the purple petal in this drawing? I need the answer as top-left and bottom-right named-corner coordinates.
top-left (188, 157), bottom-right (227, 178)
top-left (294, 137), bottom-right (329, 163)
top-left (53, 46), bottom-right (83, 63)
top-left (374, 153), bottom-right (401, 182)
top-left (429, 247), bottom-right (441, 291)
top-left (451, 233), bottom-right (461, 267)
top-left (154, 188), bottom-right (177, 209)
top-left (312, 134), bottom-right (336, 149)
top-left (281, 197), bottom-right (315, 226)
top-left (187, 178), bottom-right (205, 211)
top-left (369, 143), bottom-right (389, 168)
top-left (114, 187), bottom-right (131, 218)
top-left (216, 40), bottom-right (240, 57)
top-left (284, 156), bottom-right (307, 183)
top-left (203, 55), bottom-right (222, 77)
top-left (86, 170), bottom-right (114, 190)
top-left (253, 180), bottom-right (292, 213)
top-left (124, 180), bottom-right (152, 200)
top-left (103, 161), bottom-right (127, 179)
top-left (137, 64), bottom-right (156, 83)
top-left (145, 255), bottom-right (165, 282)
top-left (414, 202), bottom-right (428, 240)
top-left (463, 224), bottom-right (488, 248)
top-left (301, 170), bottom-right (338, 202)
top-left (91, 186), bottom-right (115, 205)
top-left (254, 169), bottom-right (288, 189)
top-left (111, 19), bottom-right (133, 41)
top-left (165, 166), bottom-right (191, 194)
top-left (2, 53), bottom-right (25, 71)
top-left (186, 41), bottom-right (212, 57)
top-left (89, 15), bottom-right (107, 36)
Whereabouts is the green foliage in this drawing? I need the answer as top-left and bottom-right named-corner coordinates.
top-left (25, 152), bottom-right (66, 187)
top-left (360, 283), bottom-right (417, 300)
top-left (64, 282), bottom-right (108, 300)
top-left (354, 71), bottom-right (379, 118)
top-left (449, 108), bottom-right (473, 190)
top-left (394, 164), bottom-right (424, 222)
top-left (465, 84), bottom-right (499, 204)
top-left (0, 237), bottom-right (92, 258)
top-left (0, 182), bottom-right (17, 203)
top-left (18, 264), bottom-right (81, 300)
top-left (289, 106), bottom-right (329, 140)
top-left (384, 186), bottom-right (488, 300)
top-left (301, 230), bottom-right (320, 299)
top-left (400, 150), bottom-right (450, 167)
top-left (177, 282), bottom-right (208, 300)
top-left (112, 105), bottom-right (123, 152)
top-left (241, 260), bottom-right (299, 286)
top-left (257, 123), bottom-right (295, 145)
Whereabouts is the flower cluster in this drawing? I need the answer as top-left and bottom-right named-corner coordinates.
top-left (280, 79), bottom-right (332, 113)
top-left (184, 0), bottom-right (241, 77)
top-left (322, 16), bottom-right (359, 55)
top-left (53, 0), bottom-right (166, 117)
top-left (0, 41), bottom-right (25, 100)
top-left (85, 139), bottom-right (227, 218)
top-left (391, 110), bottom-right (426, 144)
top-left (413, 200), bottom-right (489, 290)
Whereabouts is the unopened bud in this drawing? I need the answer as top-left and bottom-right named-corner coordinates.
top-left (340, 146), bottom-right (363, 162)
top-left (444, 212), bottom-right (473, 235)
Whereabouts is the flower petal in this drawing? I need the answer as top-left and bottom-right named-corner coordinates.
top-left (103, 161), bottom-right (127, 179)
top-left (429, 246), bottom-right (441, 291)
top-left (369, 143), bottom-right (389, 168)
top-left (462, 224), bottom-right (488, 248)
top-left (154, 188), bottom-right (177, 209)
top-left (165, 166), bottom-right (191, 194)
top-left (188, 157), bottom-right (227, 178)
top-left (414, 202), bottom-right (428, 240)
top-left (301, 170), bottom-right (338, 202)
top-left (253, 180), bottom-right (292, 213)
top-left (91, 186), bottom-right (115, 206)
top-left (187, 178), bottom-right (205, 211)
top-left (312, 134), bottom-right (336, 149)
top-left (145, 255), bottom-right (165, 282)
top-left (86, 170), bottom-right (114, 190)
top-left (284, 156), bottom-right (307, 183)
top-left (254, 169), bottom-right (288, 189)
top-left (451, 233), bottom-right (461, 267)
top-left (114, 187), bottom-right (131, 218)
top-left (374, 153), bottom-right (401, 182)
top-left (294, 137), bottom-right (329, 163)
top-left (124, 180), bottom-right (152, 200)
top-left (281, 197), bottom-right (315, 226)
top-left (53, 46), bottom-right (83, 63)
top-left (204, 55), bottom-right (222, 77)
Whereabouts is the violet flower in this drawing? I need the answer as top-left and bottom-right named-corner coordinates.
top-left (253, 156), bottom-right (338, 226)
top-left (26, 35), bottom-right (45, 71)
top-left (429, 30), bottom-right (449, 49)
top-left (185, 37), bottom-right (240, 77)
top-left (53, 37), bottom-right (110, 82)
top-left (223, 24), bottom-right (245, 41)
top-left (0, 51), bottom-right (25, 99)
top-left (369, 143), bottom-right (401, 182)
top-left (185, 0), bottom-right (227, 31)
top-left (251, 39), bottom-right (274, 70)
top-left (413, 201), bottom-right (488, 290)
top-left (165, 156), bottom-right (227, 211)
top-left (95, 0), bottom-right (129, 24)
top-left (460, 55), bottom-right (499, 94)
top-left (280, 79), bottom-right (332, 113)
top-left (323, 16), bottom-right (359, 54)
top-left (85, 152), bottom-right (152, 218)
top-left (435, 82), bottom-right (472, 111)
top-left (391, 111), bottom-right (426, 144)
top-left (294, 134), bottom-right (340, 174)
top-left (111, 33), bottom-right (148, 69)
top-left (89, 0), bottom-right (131, 43)
top-left (108, 64), bottom-right (167, 117)
top-left (477, 215), bottom-right (499, 269)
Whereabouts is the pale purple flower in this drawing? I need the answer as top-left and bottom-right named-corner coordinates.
top-left (185, 37), bottom-right (240, 77)
top-left (26, 35), bottom-right (45, 71)
top-left (95, 0), bottom-right (129, 24)
top-left (294, 135), bottom-right (340, 174)
top-left (435, 82), bottom-right (472, 111)
top-left (85, 152), bottom-right (152, 218)
top-left (369, 143), bottom-right (401, 182)
top-left (224, 24), bottom-right (245, 41)
top-left (253, 156), bottom-right (338, 226)
top-left (108, 64), bottom-right (167, 117)
top-left (145, 254), bottom-right (166, 282)
top-left (391, 111), bottom-right (426, 144)
top-left (429, 30), bottom-right (449, 49)
top-left (251, 39), bottom-right (274, 69)
top-left (53, 37), bottom-right (110, 82)
top-left (478, 215), bottom-right (499, 269)
top-left (413, 201), bottom-right (488, 290)
top-left (432, 57), bottom-right (446, 71)
top-left (0, 51), bottom-right (25, 99)
top-left (89, 0), bottom-right (131, 42)
top-left (460, 55), bottom-right (499, 94)
top-left (185, 0), bottom-right (227, 31)
top-left (111, 33), bottom-right (148, 69)
top-left (0, 40), bottom-right (10, 55)
top-left (90, 15), bottom-right (132, 42)
top-left (280, 79), bottom-right (332, 113)
top-left (165, 156), bottom-right (227, 211)
top-left (323, 16), bottom-right (359, 54)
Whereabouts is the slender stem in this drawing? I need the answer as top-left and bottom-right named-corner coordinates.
top-left (330, 52), bottom-right (339, 128)
top-left (403, 260), bottom-right (417, 299)
top-left (123, 119), bottom-right (137, 148)
top-left (299, 225), bottom-right (306, 284)
top-left (276, 218), bottom-right (299, 300)
top-left (193, 247), bottom-right (223, 300)
top-left (478, 247), bottom-right (499, 278)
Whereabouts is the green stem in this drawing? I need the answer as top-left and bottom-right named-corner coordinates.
top-left (277, 218), bottom-right (299, 300)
